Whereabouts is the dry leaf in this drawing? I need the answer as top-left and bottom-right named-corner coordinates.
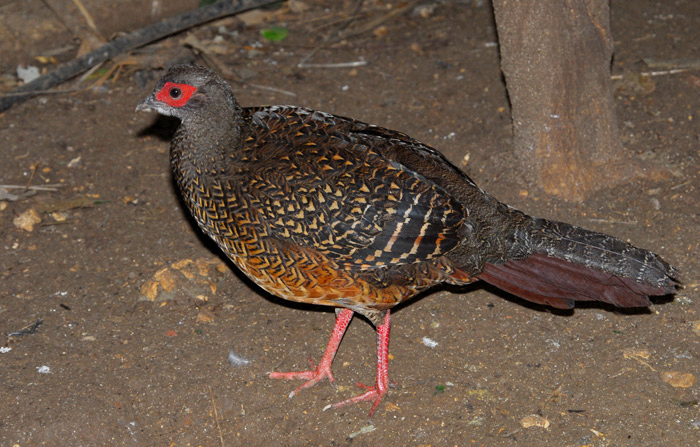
top-left (661, 371), bottom-right (696, 388)
top-left (141, 279), bottom-right (159, 301)
top-left (51, 211), bottom-right (68, 222)
top-left (142, 258), bottom-right (227, 302)
top-left (196, 257), bottom-right (213, 276)
top-left (13, 208), bottom-right (41, 231)
top-left (373, 26), bottom-right (388, 38)
top-left (154, 267), bottom-right (176, 292)
top-left (172, 258), bottom-right (196, 279)
top-left (384, 402), bottom-right (401, 412)
top-left (195, 309), bottom-right (215, 323)
top-left (237, 9), bottom-right (274, 26)
top-left (171, 258), bottom-right (194, 270)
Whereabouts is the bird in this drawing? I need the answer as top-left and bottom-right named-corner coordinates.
top-left (136, 64), bottom-right (678, 416)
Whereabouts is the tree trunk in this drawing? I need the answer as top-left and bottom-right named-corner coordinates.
top-left (492, 0), bottom-right (649, 202)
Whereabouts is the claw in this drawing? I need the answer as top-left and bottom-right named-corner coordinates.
top-left (269, 309), bottom-right (353, 396)
top-left (328, 311), bottom-right (391, 417)
top-left (269, 309), bottom-right (393, 417)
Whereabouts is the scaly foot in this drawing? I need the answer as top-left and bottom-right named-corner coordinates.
top-left (269, 309), bottom-right (354, 397)
top-left (325, 310), bottom-right (391, 417)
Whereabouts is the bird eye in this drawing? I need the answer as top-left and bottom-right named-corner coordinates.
top-left (169, 87), bottom-right (182, 99)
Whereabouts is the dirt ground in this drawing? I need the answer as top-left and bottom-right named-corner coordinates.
top-left (1, 1), bottom-right (699, 446)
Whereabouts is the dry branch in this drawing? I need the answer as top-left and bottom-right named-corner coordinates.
top-left (0, 0), bottom-right (281, 113)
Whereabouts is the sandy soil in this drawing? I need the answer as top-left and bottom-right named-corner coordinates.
top-left (1, 1), bottom-right (699, 446)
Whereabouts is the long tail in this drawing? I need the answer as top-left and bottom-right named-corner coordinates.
top-left (478, 218), bottom-right (679, 309)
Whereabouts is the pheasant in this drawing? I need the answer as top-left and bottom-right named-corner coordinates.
top-left (136, 64), bottom-right (678, 416)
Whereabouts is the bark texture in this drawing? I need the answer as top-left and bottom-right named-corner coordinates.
top-left (493, 0), bottom-right (635, 202)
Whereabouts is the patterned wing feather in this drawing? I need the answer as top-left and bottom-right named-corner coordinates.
top-left (236, 106), bottom-right (467, 271)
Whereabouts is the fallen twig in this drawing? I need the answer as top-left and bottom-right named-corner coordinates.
top-left (0, 0), bottom-right (282, 113)
top-left (611, 68), bottom-right (692, 80)
top-left (0, 184), bottom-right (64, 191)
top-left (1, 89), bottom-right (84, 97)
top-left (8, 319), bottom-right (44, 338)
top-left (298, 59), bottom-right (367, 69)
top-left (208, 386), bottom-right (225, 447)
top-left (643, 57), bottom-right (700, 70)
top-left (611, 57), bottom-right (700, 80)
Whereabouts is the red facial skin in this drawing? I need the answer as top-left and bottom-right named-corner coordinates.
top-left (155, 82), bottom-right (197, 108)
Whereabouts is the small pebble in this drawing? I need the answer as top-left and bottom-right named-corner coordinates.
top-left (520, 414), bottom-right (550, 429)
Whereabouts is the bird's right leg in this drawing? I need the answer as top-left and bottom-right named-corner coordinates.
top-left (269, 308), bottom-right (354, 397)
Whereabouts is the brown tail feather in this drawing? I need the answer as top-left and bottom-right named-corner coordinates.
top-left (478, 253), bottom-right (673, 309)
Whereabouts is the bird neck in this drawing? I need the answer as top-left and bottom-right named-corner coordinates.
top-left (171, 99), bottom-right (244, 180)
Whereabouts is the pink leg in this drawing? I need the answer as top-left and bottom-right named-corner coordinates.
top-left (329, 310), bottom-right (391, 417)
top-left (269, 308), bottom-right (354, 397)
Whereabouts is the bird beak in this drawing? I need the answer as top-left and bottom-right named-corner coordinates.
top-left (135, 95), bottom-right (156, 113)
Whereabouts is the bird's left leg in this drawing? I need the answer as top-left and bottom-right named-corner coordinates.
top-left (327, 309), bottom-right (391, 417)
top-left (269, 308), bottom-right (354, 397)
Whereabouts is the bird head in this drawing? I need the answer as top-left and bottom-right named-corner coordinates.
top-left (136, 64), bottom-right (238, 122)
